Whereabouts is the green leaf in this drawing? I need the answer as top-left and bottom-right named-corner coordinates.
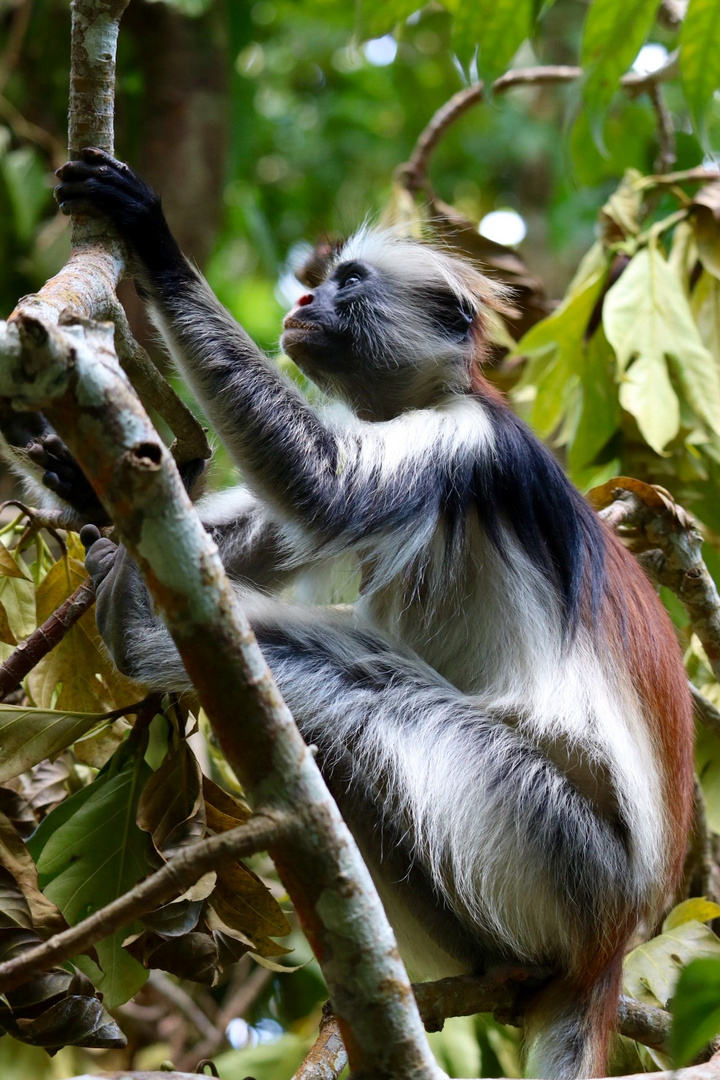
top-left (137, 742), bottom-right (206, 858)
top-left (0, 560), bottom-right (35, 643)
top-left (604, 245), bottom-right (720, 451)
top-left (664, 898), bottom-right (720, 931)
top-left (680, 0), bottom-right (720, 141)
top-left (692, 271), bottom-right (720, 364)
top-left (444, 0), bottom-right (533, 80)
top-left (624, 920), bottom-right (720, 1008)
top-left (30, 751), bottom-right (154, 1007)
top-left (696, 721), bottom-right (720, 833)
top-left (355, 0), bottom-right (420, 41)
top-left (671, 957), bottom-right (720, 1067)
top-left (580, 0), bottom-right (659, 143)
top-left (567, 328), bottom-right (621, 474)
top-left (618, 352), bottom-right (680, 455)
top-left (513, 266), bottom-right (608, 439)
top-left (0, 147), bottom-right (49, 243)
top-left (0, 704), bottom-right (106, 783)
top-left (427, 1015), bottom-right (482, 1075)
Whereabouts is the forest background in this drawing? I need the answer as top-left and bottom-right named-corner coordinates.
top-left (2, 0), bottom-right (720, 1078)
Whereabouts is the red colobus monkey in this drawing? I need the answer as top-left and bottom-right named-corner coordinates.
top-left (12, 148), bottom-right (695, 1077)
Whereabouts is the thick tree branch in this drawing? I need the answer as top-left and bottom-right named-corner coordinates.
top-left (0, 809), bottom-right (293, 995)
top-left (292, 975), bottom-right (677, 1080)
top-left (0, 576), bottom-right (96, 699)
top-left (0, 313), bottom-right (445, 1079)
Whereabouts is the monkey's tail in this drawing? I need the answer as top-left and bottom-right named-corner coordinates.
top-left (522, 956), bottom-right (623, 1079)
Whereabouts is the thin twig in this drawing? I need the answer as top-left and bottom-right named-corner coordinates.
top-left (108, 299), bottom-right (211, 465)
top-left (0, 810), bottom-right (293, 995)
top-left (176, 961), bottom-right (273, 1071)
top-left (400, 53), bottom-right (685, 196)
top-left (0, 576), bottom-right (96, 699)
top-left (683, 776), bottom-right (716, 902)
top-left (148, 970), bottom-right (218, 1042)
top-left (648, 82), bottom-right (676, 175)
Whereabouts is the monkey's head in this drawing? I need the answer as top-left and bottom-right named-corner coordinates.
top-left (281, 228), bottom-right (510, 421)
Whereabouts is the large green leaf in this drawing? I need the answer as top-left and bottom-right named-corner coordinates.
top-left (681, 0), bottom-right (720, 141)
top-left (567, 328), bottom-right (621, 474)
top-left (29, 751), bottom-right (154, 1007)
top-left (513, 266), bottom-right (608, 439)
top-left (604, 245), bottom-right (720, 452)
top-left (580, 0), bottom-right (659, 142)
top-left (618, 352), bottom-right (680, 455)
top-left (0, 704), bottom-right (106, 783)
top-left (444, 0), bottom-right (533, 80)
top-left (671, 957), bottom-right (720, 1067)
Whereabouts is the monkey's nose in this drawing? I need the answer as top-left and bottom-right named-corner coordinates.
top-left (297, 293), bottom-right (314, 306)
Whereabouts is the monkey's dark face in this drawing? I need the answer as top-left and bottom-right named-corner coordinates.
top-left (281, 257), bottom-right (477, 416)
top-left (281, 260), bottom-right (372, 377)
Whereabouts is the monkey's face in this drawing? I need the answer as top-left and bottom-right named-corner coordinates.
top-left (281, 260), bottom-right (371, 379)
top-left (281, 257), bottom-right (477, 418)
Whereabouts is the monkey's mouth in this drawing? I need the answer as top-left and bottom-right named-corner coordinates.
top-left (282, 317), bottom-right (316, 332)
top-left (281, 320), bottom-right (325, 355)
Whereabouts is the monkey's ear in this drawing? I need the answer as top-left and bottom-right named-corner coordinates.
top-left (297, 237), bottom-right (345, 288)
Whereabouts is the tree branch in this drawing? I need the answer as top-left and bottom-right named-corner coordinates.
top-left (594, 483), bottom-right (720, 681)
top-left (108, 299), bottom-right (210, 466)
top-left (291, 976), bottom-right (677, 1080)
top-left (400, 54), bottom-right (683, 196)
top-left (0, 810), bottom-right (293, 995)
top-left (0, 576), bottom-right (96, 699)
top-left (0, 314), bottom-right (445, 1079)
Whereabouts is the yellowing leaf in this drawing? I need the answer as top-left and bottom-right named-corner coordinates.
top-left (137, 743), bottom-right (206, 858)
top-left (0, 703), bottom-right (106, 782)
top-left (623, 920), bottom-right (720, 1008)
top-left (0, 563), bottom-right (35, 642)
top-left (26, 558), bottom-right (144, 713)
top-left (0, 600), bottom-right (17, 646)
top-left (604, 245), bottom-right (720, 450)
top-left (0, 544), bottom-right (30, 580)
top-left (664, 898), bottom-right (720, 932)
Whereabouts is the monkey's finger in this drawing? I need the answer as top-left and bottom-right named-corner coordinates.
top-left (42, 433), bottom-right (71, 461)
top-left (26, 440), bottom-right (49, 465)
top-left (79, 524), bottom-right (102, 550)
top-left (84, 537), bottom-right (120, 583)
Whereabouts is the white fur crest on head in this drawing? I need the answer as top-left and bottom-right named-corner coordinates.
top-left (336, 225), bottom-right (512, 315)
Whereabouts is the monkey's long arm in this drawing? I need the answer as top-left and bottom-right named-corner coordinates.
top-left (54, 151), bottom-right (466, 558)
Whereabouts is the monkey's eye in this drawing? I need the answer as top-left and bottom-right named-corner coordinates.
top-left (335, 262), bottom-right (368, 290)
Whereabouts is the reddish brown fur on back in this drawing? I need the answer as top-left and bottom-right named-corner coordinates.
top-left (601, 529), bottom-right (694, 889)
